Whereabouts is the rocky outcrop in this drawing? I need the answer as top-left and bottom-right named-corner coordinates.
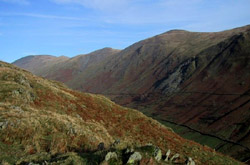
top-left (15, 144), bottom-right (196, 165)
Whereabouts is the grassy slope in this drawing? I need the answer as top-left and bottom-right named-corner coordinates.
top-left (0, 61), bottom-right (242, 164)
top-left (12, 25), bottom-right (250, 162)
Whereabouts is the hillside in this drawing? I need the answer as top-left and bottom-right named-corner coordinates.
top-left (0, 61), bottom-right (243, 164)
top-left (13, 25), bottom-right (250, 162)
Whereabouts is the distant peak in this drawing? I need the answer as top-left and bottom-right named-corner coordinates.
top-left (98, 47), bottom-right (120, 51)
top-left (30, 55), bottom-right (56, 58)
top-left (58, 55), bottom-right (69, 59)
top-left (165, 29), bottom-right (189, 33)
top-left (88, 47), bottom-right (121, 55)
top-left (101, 47), bottom-right (114, 50)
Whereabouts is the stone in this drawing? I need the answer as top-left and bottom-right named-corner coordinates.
top-left (154, 147), bottom-right (162, 161)
top-left (170, 153), bottom-right (180, 162)
top-left (164, 149), bottom-right (171, 162)
top-left (105, 152), bottom-right (118, 161)
top-left (127, 152), bottom-right (142, 164)
top-left (186, 157), bottom-right (195, 165)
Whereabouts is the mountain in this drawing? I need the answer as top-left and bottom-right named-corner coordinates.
top-left (13, 25), bottom-right (250, 162)
top-left (13, 48), bottom-right (120, 84)
top-left (0, 61), bottom-right (241, 165)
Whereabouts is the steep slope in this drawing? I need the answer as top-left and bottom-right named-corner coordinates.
top-left (0, 61), bottom-right (242, 165)
top-left (13, 25), bottom-right (250, 162)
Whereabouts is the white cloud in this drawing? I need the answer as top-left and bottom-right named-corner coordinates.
top-left (50, 0), bottom-right (206, 25)
top-left (0, 12), bottom-right (89, 21)
top-left (0, 0), bottom-right (30, 5)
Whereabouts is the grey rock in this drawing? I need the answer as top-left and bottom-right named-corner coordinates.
top-left (170, 153), bottom-right (180, 162)
top-left (156, 59), bottom-right (197, 94)
top-left (105, 152), bottom-right (118, 161)
top-left (164, 149), bottom-right (171, 162)
top-left (127, 152), bottom-right (142, 164)
top-left (154, 147), bottom-right (162, 161)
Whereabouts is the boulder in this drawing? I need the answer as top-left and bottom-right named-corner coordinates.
top-left (170, 153), bottom-right (180, 162)
top-left (164, 149), bottom-right (171, 162)
top-left (154, 147), bottom-right (162, 161)
top-left (105, 152), bottom-right (118, 161)
top-left (127, 152), bottom-right (142, 164)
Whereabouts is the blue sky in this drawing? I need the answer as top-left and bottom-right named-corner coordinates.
top-left (0, 0), bottom-right (250, 63)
